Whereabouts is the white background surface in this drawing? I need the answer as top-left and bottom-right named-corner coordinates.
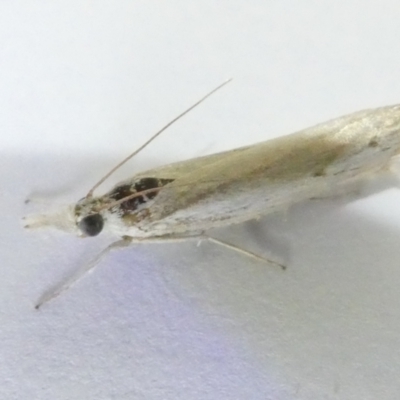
top-left (2, 1), bottom-right (400, 399)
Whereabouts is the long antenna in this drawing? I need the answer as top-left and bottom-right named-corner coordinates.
top-left (86, 78), bottom-right (233, 198)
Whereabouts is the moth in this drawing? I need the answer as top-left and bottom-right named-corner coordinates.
top-left (25, 80), bottom-right (400, 308)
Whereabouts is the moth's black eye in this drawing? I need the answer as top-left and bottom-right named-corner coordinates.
top-left (78, 214), bottom-right (104, 237)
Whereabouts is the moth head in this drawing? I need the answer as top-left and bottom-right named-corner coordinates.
top-left (24, 177), bottom-right (172, 237)
top-left (23, 197), bottom-right (106, 237)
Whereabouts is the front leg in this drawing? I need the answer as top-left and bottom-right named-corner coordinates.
top-left (35, 237), bottom-right (132, 309)
top-left (36, 232), bottom-right (284, 309)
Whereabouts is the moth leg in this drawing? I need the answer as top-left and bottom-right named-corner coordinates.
top-left (130, 235), bottom-right (286, 269)
top-left (25, 196), bottom-right (54, 205)
top-left (127, 235), bottom-right (202, 245)
top-left (35, 237), bottom-right (132, 310)
top-left (36, 233), bottom-right (282, 309)
top-left (204, 236), bottom-right (286, 270)
top-left (24, 190), bottom-right (72, 206)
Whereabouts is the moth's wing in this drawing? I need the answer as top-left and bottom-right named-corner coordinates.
top-left (132, 106), bottom-right (391, 181)
top-left (135, 105), bottom-right (400, 224)
top-left (131, 144), bottom-right (254, 180)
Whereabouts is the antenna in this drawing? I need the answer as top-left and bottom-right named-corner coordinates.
top-left (86, 78), bottom-right (233, 198)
